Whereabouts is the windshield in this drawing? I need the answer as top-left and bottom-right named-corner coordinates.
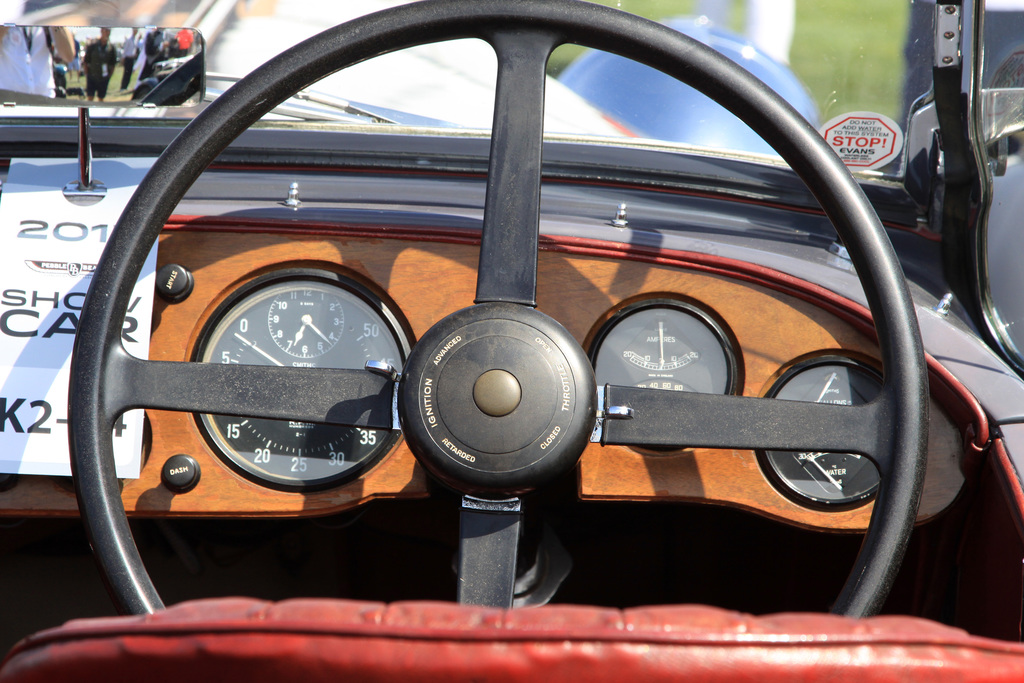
top-left (3, 0), bottom-right (920, 178)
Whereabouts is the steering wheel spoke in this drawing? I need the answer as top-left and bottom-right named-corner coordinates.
top-left (457, 496), bottom-right (523, 608)
top-left (601, 385), bottom-right (890, 472)
top-left (103, 349), bottom-right (395, 429)
top-left (474, 29), bottom-right (558, 307)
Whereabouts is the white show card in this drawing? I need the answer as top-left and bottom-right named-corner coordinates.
top-left (0, 158), bottom-right (158, 477)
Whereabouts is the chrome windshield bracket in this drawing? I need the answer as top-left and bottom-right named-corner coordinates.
top-left (935, 5), bottom-right (961, 69)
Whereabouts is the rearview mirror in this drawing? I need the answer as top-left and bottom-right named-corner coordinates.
top-left (0, 26), bottom-right (204, 108)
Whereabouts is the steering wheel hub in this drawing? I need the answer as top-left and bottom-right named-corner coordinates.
top-left (473, 369), bottom-right (521, 417)
top-left (399, 303), bottom-right (596, 496)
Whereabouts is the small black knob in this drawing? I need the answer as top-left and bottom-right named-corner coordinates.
top-left (156, 263), bottom-right (194, 303)
top-left (161, 454), bottom-right (200, 493)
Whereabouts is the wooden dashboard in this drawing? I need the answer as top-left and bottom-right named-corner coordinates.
top-left (0, 220), bottom-right (969, 531)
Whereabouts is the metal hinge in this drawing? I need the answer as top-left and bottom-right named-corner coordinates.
top-left (935, 5), bottom-right (961, 68)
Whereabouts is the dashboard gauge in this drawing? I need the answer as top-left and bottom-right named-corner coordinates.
top-left (196, 271), bottom-right (409, 490)
top-left (267, 288), bottom-right (344, 358)
top-left (758, 357), bottom-right (881, 507)
top-left (590, 300), bottom-right (737, 395)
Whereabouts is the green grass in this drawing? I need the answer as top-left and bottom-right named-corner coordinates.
top-left (549, 0), bottom-right (909, 121)
top-left (789, 1), bottom-right (909, 120)
top-left (64, 64), bottom-right (137, 103)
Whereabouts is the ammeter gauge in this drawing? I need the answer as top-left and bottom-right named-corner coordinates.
top-left (590, 299), bottom-right (738, 395)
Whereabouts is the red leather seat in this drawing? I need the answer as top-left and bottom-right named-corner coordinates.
top-left (3, 598), bottom-right (1024, 682)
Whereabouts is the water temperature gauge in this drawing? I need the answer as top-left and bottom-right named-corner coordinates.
top-left (758, 356), bottom-right (882, 507)
top-left (590, 300), bottom-right (738, 395)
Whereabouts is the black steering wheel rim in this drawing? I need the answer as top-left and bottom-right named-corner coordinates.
top-left (69, 0), bottom-right (928, 618)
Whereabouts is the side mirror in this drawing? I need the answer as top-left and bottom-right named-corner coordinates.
top-left (0, 26), bottom-right (204, 108)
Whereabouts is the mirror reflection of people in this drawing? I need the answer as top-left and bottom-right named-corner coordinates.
top-left (138, 27), bottom-right (167, 81)
top-left (84, 27), bottom-right (116, 101)
top-left (175, 28), bottom-right (194, 56)
top-left (0, 25), bottom-right (75, 97)
top-left (120, 28), bottom-right (138, 91)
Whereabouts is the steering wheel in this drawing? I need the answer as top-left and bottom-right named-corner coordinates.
top-left (69, 0), bottom-right (928, 619)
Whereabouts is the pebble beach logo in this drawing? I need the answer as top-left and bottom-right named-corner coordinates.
top-left (25, 260), bottom-right (97, 277)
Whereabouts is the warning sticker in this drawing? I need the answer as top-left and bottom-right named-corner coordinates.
top-left (992, 50), bottom-right (1024, 88)
top-left (820, 112), bottom-right (904, 170)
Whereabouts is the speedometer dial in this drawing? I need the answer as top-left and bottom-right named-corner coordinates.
top-left (590, 300), bottom-right (738, 395)
top-left (196, 271), bottom-right (409, 491)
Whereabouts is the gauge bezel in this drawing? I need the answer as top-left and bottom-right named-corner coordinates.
top-left (588, 298), bottom-right (740, 396)
top-left (192, 268), bottom-right (411, 492)
top-left (757, 355), bottom-right (882, 510)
